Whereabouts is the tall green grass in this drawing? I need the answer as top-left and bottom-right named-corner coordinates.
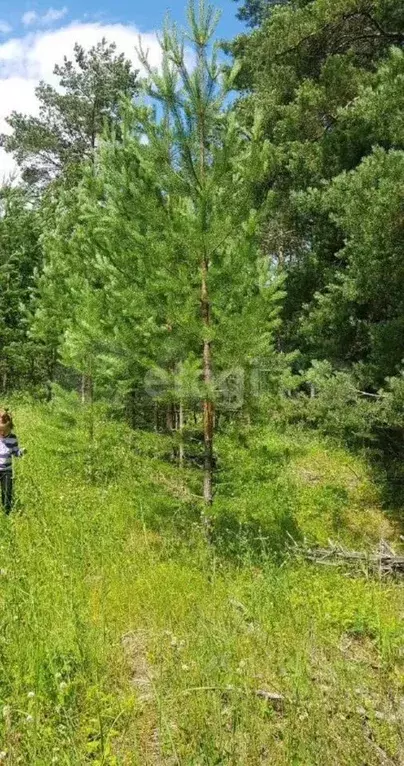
top-left (0, 395), bottom-right (402, 764)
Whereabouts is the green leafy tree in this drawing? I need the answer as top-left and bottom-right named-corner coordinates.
top-left (233, 0), bottom-right (304, 29)
top-left (300, 145), bottom-right (404, 387)
top-left (1, 40), bottom-right (139, 186)
top-left (294, 46), bottom-right (404, 387)
top-left (29, 186), bottom-right (86, 394)
top-left (0, 186), bottom-right (44, 391)
top-left (227, 0), bottom-right (404, 390)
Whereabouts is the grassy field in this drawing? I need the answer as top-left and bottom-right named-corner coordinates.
top-left (0, 395), bottom-right (403, 764)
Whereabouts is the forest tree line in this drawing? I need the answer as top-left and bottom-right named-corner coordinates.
top-left (1, 0), bottom-right (404, 501)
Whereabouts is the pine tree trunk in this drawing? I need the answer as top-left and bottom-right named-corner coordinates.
top-left (179, 400), bottom-right (184, 468)
top-left (201, 257), bottom-right (214, 506)
top-left (199, 64), bottom-right (214, 508)
top-left (166, 403), bottom-right (176, 460)
top-left (166, 403), bottom-right (174, 432)
top-left (81, 373), bottom-right (86, 404)
top-left (45, 348), bottom-right (58, 401)
top-left (88, 372), bottom-right (94, 444)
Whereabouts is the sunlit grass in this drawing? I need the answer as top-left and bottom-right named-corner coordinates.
top-left (0, 397), bottom-right (402, 763)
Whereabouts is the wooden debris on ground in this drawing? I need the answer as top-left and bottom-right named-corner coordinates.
top-left (255, 689), bottom-right (285, 711)
top-left (292, 539), bottom-right (404, 575)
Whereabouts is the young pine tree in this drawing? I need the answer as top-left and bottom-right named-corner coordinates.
top-left (137, 0), bottom-right (284, 503)
top-left (36, 2), bottom-right (285, 506)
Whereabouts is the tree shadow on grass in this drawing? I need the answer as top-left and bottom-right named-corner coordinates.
top-left (208, 504), bottom-right (302, 564)
top-left (370, 429), bottom-right (404, 534)
top-left (138, 426), bottom-right (305, 563)
top-left (202, 427), bottom-right (304, 562)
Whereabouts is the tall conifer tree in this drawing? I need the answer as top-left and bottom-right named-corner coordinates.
top-left (36, 1), bottom-right (285, 504)
top-left (137, 0), bottom-right (282, 503)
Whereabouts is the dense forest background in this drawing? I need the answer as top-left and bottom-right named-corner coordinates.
top-left (1, 0), bottom-right (404, 503)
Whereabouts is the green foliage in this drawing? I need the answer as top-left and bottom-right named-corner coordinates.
top-left (298, 145), bottom-right (404, 384)
top-left (230, 0), bottom-right (404, 392)
top-left (0, 186), bottom-right (46, 391)
top-left (284, 362), bottom-right (378, 442)
top-left (234, 0), bottom-right (307, 28)
top-left (34, 1), bottom-right (287, 468)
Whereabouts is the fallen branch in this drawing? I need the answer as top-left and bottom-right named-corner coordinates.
top-left (293, 539), bottom-right (404, 575)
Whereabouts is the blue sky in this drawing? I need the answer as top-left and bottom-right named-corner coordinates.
top-left (0, 0), bottom-right (244, 38)
top-left (0, 0), bottom-right (245, 177)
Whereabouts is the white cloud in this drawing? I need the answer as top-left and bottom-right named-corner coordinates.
top-left (23, 8), bottom-right (69, 27)
top-left (0, 21), bottom-right (12, 35)
top-left (0, 21), bottom-right (162, 181)
top-left (0, 76), bottom-right (39, 183)
top-left (22, 11), bottom-right (38, 27)
top-left (42, 7), bottom-right (69, 25)
top-left (0, 77), bottom-right (39, 128)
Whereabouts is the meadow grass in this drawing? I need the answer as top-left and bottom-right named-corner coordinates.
top-left (0, 396), bottom-right (403, 764)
